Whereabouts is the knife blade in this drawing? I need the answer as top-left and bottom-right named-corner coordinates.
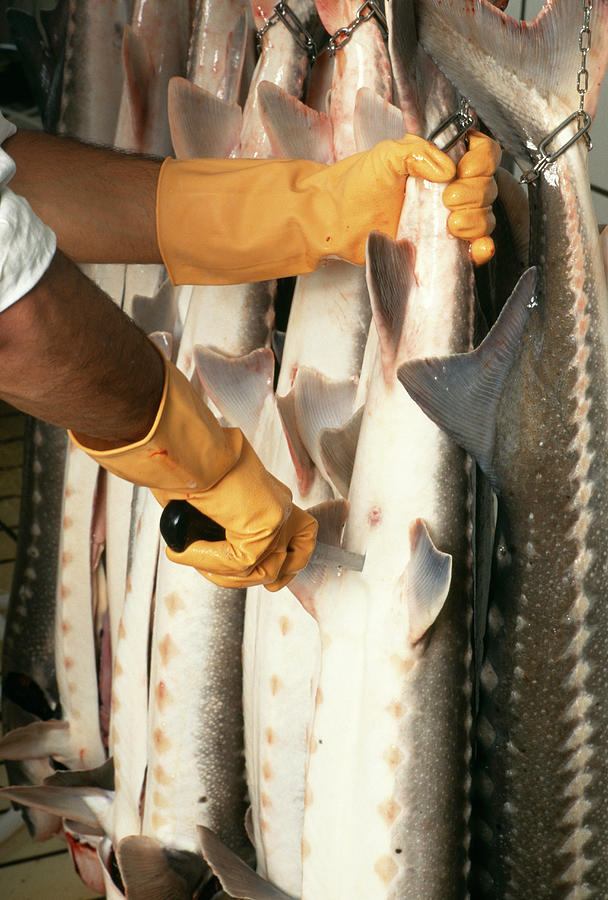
top-left (160, 500), bottom-right (365, 572)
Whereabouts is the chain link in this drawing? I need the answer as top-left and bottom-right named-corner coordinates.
top-left (256, 1), bottom-right (318, 60)
top-left (326, 0), bottom-right (387, 55)
top-left (520, 0), bottom-right (593, 183)
top-left (578, 0), bottom-right (593, 124)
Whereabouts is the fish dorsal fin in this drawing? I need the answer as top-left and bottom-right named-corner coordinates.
top-left (319, 405), bottom-right (364, 498)
top-left (495, 167), bottom-right (530, 268)
top-left (366, 231), bottom-right (417, 383)
top-left (353, 87), bottom-right (405, 152)
top-left (398, 267), bottom-right (538, 491)
top-left (122, 25), bottom-right (153, 147)
top-left (194, 346), bottom-right (275, 442)
top-left (0, 719), bottom-right (70, 761)
top-left (292, 367), bottom-right (358, 479)
top-left (416, 0), bottom-right (608, 160)
top-left (168, 77), bottom-right (242, 159)
top-left (0, 785), bottom-right (112, 832)
top-left (117, 835), bottom-right (206, 900)
top-left (258, 81), bottom-right (333, 163)
top-left (44, 757), bottom-right (115, 791)
top-left (198, 825), bottom-right (296, 899)
top-left (402, 518), bottom-right (452, 644)
top-left (276, 389), bottom-right (315, 498)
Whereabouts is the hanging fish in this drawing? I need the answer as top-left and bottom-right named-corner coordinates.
top-left (402, 0), bottom-right (608, 894)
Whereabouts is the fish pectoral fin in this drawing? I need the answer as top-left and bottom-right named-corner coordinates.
top-left (398, 267), bottom-right (538, 492)
top-left (277, 389), bottom-right (316, 498)
top-left (244, 805), bottom-right (255, 846)
top-left (198, 825), bottom-right (296, 900)
top-left (354, 87), bottom-right (406, 152)
top-left (289, 499), bottom-right (350, 616)
top-left (319, 405), bottom-right (364, 499)
top-left (117, 835), bottom-right (209, 900)
top-left (403, 518), bottom-right (452, 644)
top-left (194, 346), bottom-right (275, 442)
top-left (0, 785), bottom-right (110, 832)
top-left (44, 757), bottom-right (115, 791)
top-left (258, 81), bottom-right (333, 164)
top-left (168, 77), bottom-right (242, 160)
top-left (292, 367), bottom-right (359, 488)
top-left (130, 276), bottom-right (178, 337)
top-left (366, 232), bottom-right (417, 383)
top-left (0, 719), bottom-right (70, 761)
top-left (307, 499), bottom-right (350, 554)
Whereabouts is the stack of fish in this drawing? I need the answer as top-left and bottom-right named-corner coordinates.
top-left (2, 0), bottom-right (608, 897)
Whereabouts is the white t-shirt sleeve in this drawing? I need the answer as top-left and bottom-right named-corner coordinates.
top-left (0, 111), bottom-right (57, 313)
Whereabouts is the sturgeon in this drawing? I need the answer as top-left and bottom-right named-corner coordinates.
top-left (1, 419), bottom-right (67, 840)
top-left (298, 45), bottom-right (476, 900)
top-left (398, 0), bottom-right (608, 894)
top-left (135, 0), bottom-right (310, 868)
top-left (199, 4), bottom-right (393, 893)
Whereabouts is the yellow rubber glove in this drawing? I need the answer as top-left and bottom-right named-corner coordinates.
top-left (157, 134), bottom-right (458, 286)
top-left (70, 356), bottom-right (317, 591)
top-left (442, 131), bottom-right (501, 266)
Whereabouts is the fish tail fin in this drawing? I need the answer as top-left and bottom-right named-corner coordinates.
top-left (417, 0), bottom-right (608, 158)
top-left (258, 81), bottom-right (334, 163)
top-left (168, 78), bottom-right (242, 159)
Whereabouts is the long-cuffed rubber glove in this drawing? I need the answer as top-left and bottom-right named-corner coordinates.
top-left (70, 356), bottom-right (318, 591)
top-left (157, 132), bottom-right (498, 286)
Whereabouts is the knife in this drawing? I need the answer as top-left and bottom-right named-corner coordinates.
top-left (160, 500), bottom-right (365, 571)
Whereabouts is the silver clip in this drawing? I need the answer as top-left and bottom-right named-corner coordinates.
top-left (427, 100), bottom-right (476, 151)
top-left (257, 1), bottom-right (318, 59)
top-left (519, 110), bottom-right (592, 184)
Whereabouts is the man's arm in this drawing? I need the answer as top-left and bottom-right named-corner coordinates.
top-left (0, 248), bottom-right (164, 448)
top-left (4, 130), bottom-right (162, 265)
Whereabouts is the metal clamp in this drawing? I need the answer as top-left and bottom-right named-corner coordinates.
top-left (427, 99), bottom-right (476, 152)
top-left (326, 0), bottom-right (387, 55)
top-left (256, 1), bottom-right (318, 59)
top-left (519, 110), bottom-right (592, 184)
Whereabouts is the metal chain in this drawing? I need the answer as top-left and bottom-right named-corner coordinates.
top-left (578, 0), bottom-right (593, 126)
top-left (520, 0), bottom-right (593, 183)
top-left (427, 97), bottom-right (476, 152)
top-left (326, 0), bottom-right (387, 55)
top-left (256, 1), bottom-right (318, 60)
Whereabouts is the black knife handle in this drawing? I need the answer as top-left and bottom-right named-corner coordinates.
top-left (160, 500), bottom-right (226, 553)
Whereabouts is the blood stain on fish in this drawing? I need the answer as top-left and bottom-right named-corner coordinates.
top-left (368, 506), bottom-right (382, 527)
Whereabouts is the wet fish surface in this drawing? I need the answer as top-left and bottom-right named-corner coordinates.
top-left (402, 0), bottom-right (608, 895)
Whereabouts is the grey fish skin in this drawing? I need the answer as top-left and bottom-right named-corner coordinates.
top-left (2, 419), bottom-right (67, 718)
top-left (407, 1), bottom-right (608, 895)
top-left (1, 418), bottom-right (67, 839)
top-left (59, 0), bottom-right (129, 144)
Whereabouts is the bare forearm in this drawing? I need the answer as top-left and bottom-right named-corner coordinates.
top-left (4, 130), bottom-right (163, 264)
top-left (0, 250), bottom-right (164, 447)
